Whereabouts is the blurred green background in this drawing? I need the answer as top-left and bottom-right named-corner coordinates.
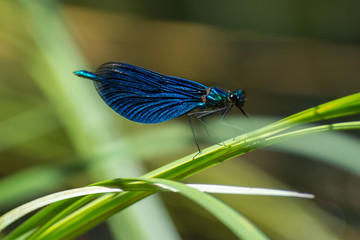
top-left (0, 0), bottom-right (359, 239)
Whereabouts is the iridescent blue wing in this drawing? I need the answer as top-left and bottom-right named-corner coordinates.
top-left (86, 62), bottom-right (207, 123)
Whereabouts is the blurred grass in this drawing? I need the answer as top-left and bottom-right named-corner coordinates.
top-left (68, 0), bottom-right (360, 41)
top-left (0, 0), bottom-right (359, 239)
top-left (1, 0), bottom-right (181, 239)
top-left (0, 105), bottom-right (58, 153)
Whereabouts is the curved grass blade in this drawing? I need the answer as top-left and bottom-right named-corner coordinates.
top-left (16, 178), bottom-right (271, 240)
top-left (5, 92), bottom-right (360, 239)
top-left (0, 186), bottom-right (123, 232)
top-left (133, 178), bottom-right (270, 240)
top-left (0, 177), bottom-right (313, 234)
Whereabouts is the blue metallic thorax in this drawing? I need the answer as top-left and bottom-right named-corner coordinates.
top-left (197, 87), bottom-right (228, 109)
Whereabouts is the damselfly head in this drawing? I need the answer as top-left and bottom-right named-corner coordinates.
top-left (228, 90), bottom-right (246, 106)
top-left (228, 90), bottom-right (247, 117)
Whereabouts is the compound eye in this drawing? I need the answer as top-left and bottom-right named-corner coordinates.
top-left (229, 94), bottom-right (237, 102)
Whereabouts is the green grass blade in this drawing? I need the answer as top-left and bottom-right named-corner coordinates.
top-left (0, 186), bottom-right (122, 232)
top-left (259, 121), bottom-right (360, 147)
top-left (134, 178), bottom-right (270, 240)
top-left (16, 178), bottom-right (270, 240)
top-left (7, 92), bottom-right (358, 239)
top-left (1, 177), bottom-right (313, 236)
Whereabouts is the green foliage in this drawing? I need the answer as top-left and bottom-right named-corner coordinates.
top-left (1, 92), bottom-right (360, 239)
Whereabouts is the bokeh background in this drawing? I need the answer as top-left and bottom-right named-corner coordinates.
top-left (1, 0), bottom-right (360, 239)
